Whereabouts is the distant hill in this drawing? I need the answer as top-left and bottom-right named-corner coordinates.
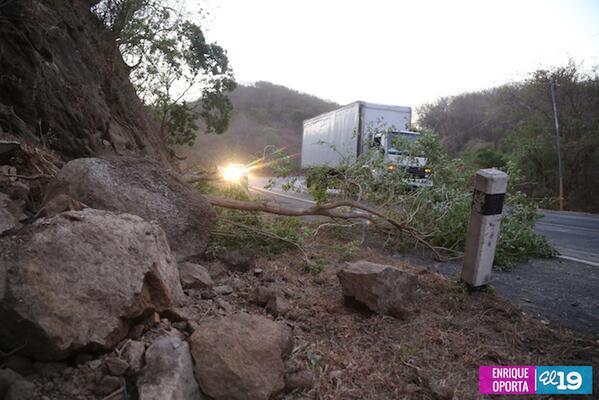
top-left (179, 81), bottom-right (338, 170)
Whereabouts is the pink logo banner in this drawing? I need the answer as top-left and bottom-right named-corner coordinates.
top-left (479, 366), bottom-right (536, 394)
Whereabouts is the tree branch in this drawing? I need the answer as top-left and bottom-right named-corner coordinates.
top-left (205, 195), bottom-right (452, 261)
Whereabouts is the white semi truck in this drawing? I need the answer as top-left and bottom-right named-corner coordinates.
top-left (300, 101), bottom-right (431, 186)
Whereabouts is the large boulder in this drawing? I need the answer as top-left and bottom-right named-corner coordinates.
top-left (337, 261), bottom-right (418, 317)
top-left (45, 156), bottom-right (215, 259)
top-left (189, 313), bottom-right (293, 400)
top-left (0, 209), bottom-right (184, 360)
top-left (137, 336), bottom-right (202, 400)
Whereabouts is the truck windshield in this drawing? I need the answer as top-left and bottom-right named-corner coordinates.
top-left (387, 132), bottom-right (422, 156)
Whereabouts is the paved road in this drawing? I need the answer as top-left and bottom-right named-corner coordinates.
top-left (249, 175), bottom-right (599, 333)
top-left (536, 210), bottom-right (599, 267)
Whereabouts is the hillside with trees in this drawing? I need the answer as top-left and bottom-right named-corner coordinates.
top-left (417, 62), bottom-right (599, 212)
top-left (179, 81), bottom-right (338, 169)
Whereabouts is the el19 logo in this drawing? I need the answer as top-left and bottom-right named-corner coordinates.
top-left (536, 366), bottom-right (592, 395)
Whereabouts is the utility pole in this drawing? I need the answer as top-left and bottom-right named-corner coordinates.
top-left (550, 79), bottom-right (564, 211)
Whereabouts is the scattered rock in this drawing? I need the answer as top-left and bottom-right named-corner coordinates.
top-left (172, 321), bottom-right (188, 331)
top-left (200, 289), bottom-right (216, 300)
top-left (129, 324), bottom-right (146, 340)
top-left (144, 312), bottom-right (161, 328)
top-left (0, 369), bottom-right (22, 397)
top-left (253, 286), bottom-right (280, 305)
top-left (178, 262), bottom-right (213, 289)
top-left (46, 156), bottom-right (216, 259)
top-left (0, 192), bottom-right (21, 234)
top-left (266, 295), bottom-right (291, 317)
top-left (0, 209), bottom-right (184, 360)
top-left (218, 249), bottom-right (256, 273)
top-left (253, 268), bottom-right (264, 276)
top-left (215, 298), bottom-right (232, 313)
top-left (285, 370), bottom-right (315, 391)
top-left (337, 261), bottom-right (418, 317)
top-left (137, 336), bottom-right (201, 400)
top-left (122, 340), bottom-right (145, 375)
top-left (203, 262), bottom-right (228, 280)
top-left (105, 357), bottom-right (129, 376)
top-left (190, 313), bottom-right (293, 400)
top-left (0, 165), bottom-right (16, 183)
top-left (213, 285), bottom-right (233, 296)
top-left (253, 286), bottom-right (291, 317)
top-left (5, 379), bottom-right (35, 400)
top-left (87, 360), bottom-right (103, 370)
top-left (4, 181), bottom-right (29, 202)
top-left (94, 375), bottom-right (122, 396)
top-left (32, 362), bottom-right (67, 378)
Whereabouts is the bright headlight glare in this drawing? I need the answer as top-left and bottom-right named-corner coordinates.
top-left (424, 167), bottom-right (432, 174)
top-left (222, 164), bottom-right (244, 182)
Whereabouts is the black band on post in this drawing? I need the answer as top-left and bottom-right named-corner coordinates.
top-left (472, 190), bottom-right (505, 216)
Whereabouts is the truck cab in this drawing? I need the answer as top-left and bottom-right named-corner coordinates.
top-left (369, 129), bottom-right (432, 187)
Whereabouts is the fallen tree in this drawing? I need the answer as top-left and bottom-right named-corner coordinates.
top-left (205, 195), bottom-right (452, 261)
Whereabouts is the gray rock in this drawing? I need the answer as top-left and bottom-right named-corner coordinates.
top-left (178, 262), bottom-right (213, 289)
top-left (0, 192), bottom-right (21, 234)
top-left (122, 340), bottom-right (145, 375)
top-left (32, 362), bottom-right (67, 377)
top-left (4, 181), bottom-right (29, 202)
top-left (266, 295), bottom-right (291, 317)
top-left (190, 313), bottom-right (292, 400)
top-left (213, 285), bottom-right (233, 296)
top-left (204, 262), bottom-right (228, 280)
top-left (5, 379), bottom-right (35, 400)
top-left (45, 156), bottom-right (215, 259)
top-left (218, 249), bottom-right (256, 273)
top-left (253, 286), bottom-right (291, 316)
top-left (337, 261), bottom-right (418, 317)
top-left (200, 289), bottom-right (216, 299)
top-left (172, 321), bottom-right (188, 331)
top-left (215, 298), bottom-right (232, 313)
top-left (0, 369), bottom-right (22, 397)
top-left (94, 375), bottom-right (121, 396)
top-left (0, 209), bottom-right (185, 360)
top-left (138, 336), bottom-right (201, 400)
top-left (105, 357), bottom-right (129, 376)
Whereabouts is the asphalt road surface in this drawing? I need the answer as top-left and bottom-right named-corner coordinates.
top-left (535, 210), bottom-right (599, 267)
top-left (249, 175), bottom-right (599, 334)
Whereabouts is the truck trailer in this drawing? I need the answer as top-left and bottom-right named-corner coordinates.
top-left (300, 101), bottom-right (431, 185)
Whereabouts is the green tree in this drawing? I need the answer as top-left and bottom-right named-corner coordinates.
top-left (93, 0), bottom-right (236, 145)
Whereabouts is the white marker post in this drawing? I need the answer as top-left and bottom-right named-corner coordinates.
top-left (461, 168), bottom-right (509, 287)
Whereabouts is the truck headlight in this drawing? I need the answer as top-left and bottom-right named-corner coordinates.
top-left (387, 164), bottom-right (396, 171)
top-left (424, 167), bottom-right (432, 174)
top-left (222, 164), bottom-right (246, 182)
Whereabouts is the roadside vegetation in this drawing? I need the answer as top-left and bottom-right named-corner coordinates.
top-left (196, 130), bottom-right (557, 271)
top-left (419, 61), bottom-right (599, 213)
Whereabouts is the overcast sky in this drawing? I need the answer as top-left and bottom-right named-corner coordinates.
top-left (197, 0), bottom-right (599, 107)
